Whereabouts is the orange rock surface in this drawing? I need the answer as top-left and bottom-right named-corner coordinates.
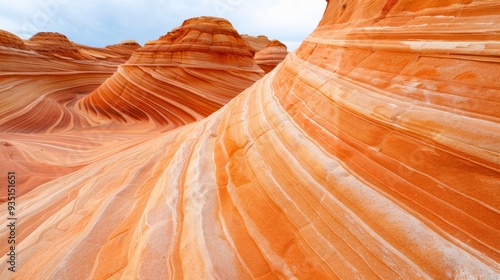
top-left (77, 17), bottom-right (264, 128)
top-left (241, 34), bottom-right (271, 55)
top-left (0, 30), bottom-right (127, 200)
top-left (0, 30), bottom-right (27, 50)
top-left (0, 1), bottom-right (499, 279)
top-left (77, 40), bottom-right (141, 63)
top-left (25, 32), bottom-right (97, 60)
top-left (255, 40), bottom-right (289, 73)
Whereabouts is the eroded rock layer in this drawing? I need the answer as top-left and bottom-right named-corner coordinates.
top-left (0, 31), bottom-right (127, 199)
top-left (241, 34), bottom-right (271, 55)
top-left (77, 40), bottom-right (141, 63)
top-left (77, 17), bottom-right (264, 128)
top-left (0, 30), bottom-right (27, 50)
top-left (255, 40), bottom-right (289, 73)
top-left (26, 32), bottom-right (96, 60)
top-left (0, 33), bottom-right (120, 133)
top-left (0, 1), bottom-right (499, 279)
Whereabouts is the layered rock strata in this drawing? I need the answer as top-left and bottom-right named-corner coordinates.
top-left (0, 29), bottom-right (27, 50)
top-left (25, 32), bottom-right (96, 60)
top-left (77, 40), bottom-right (141, 63)
top-left (255, 40), bottom-right (289, 73)
top-left (0, 1), bottom-right (499, 279)
top-left (241, 34), bottom-right (271, 55)
top-left (77, 17), bottom-right (264, 128)
top-left (0, 30), bottom-right (125, 199)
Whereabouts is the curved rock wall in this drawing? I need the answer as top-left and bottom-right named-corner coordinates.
top-left (77, 40), bottom-right (141, 63)
top-left (241, 34), bottom-right (272, 55)
top-left (255, 40), bottom-right (289, 73)
top-left (0, 31), bottom-right (131, 200)
top-left (0, 30), bottom-right (27, 50)
top-left (77, 17), bottom-right (264, 128)
top-left (26, 32), bottom-right (96, 60)
top-left (0, 1), bottom-right (498, 279)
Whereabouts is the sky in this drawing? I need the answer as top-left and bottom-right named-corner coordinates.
top-left (0, 0), bottom-right (327, 51)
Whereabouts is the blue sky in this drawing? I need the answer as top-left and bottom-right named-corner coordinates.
top-left (0, 0), bottom-right (327, 51)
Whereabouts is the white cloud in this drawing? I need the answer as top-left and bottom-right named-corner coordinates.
top-left (283, 41), bottom-right (304, 52)
top-left (0, 15), bottom-right (21, 33)
top-left (217, 0), bottom-right (325, 47)
top-left (0, 0), bottom-right (327, 48)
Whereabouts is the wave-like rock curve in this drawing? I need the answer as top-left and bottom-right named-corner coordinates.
top-left (0, 0), bottom-right (499, 279)
top-left (255, 40), bottom-right (289, 73)
top-left (76, 40), bottom-right (141, 63)
top-left (77, 17), bottom-right (264, 129)
top-left (25, 32), bottom-right (96, 60)
top-left (0, 30), bottom-right (132, 199)
top-left (241, 34), bottom-right (271, 55)
top-left (0, 30), bottom-right (27, 50)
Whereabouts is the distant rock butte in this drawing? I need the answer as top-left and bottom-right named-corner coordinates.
top-left (77, 16), bottom-right (264, 128)
top-left (0, 30), bottom-right (137, 69)
top-left (26, 32), bottom-right (95, 60)
top-left (77, 40), bottom-right (141, 63)
top-left (255, 40), bottom-right (288, 73)
top-left (0, 29), bottom-right (27, 50)
top-left (129, 17), bottom-right (256, 67)
top-left (241, 34), bottom-right (271, 55)
top-left (10, 32), bottom-right (139, 63)
top-left (0, 32), bottom-right (128, 197)
top-left (0, 1), bottom-right (499, 279)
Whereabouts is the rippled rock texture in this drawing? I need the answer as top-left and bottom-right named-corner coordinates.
top-left (0, 30), bottom-right (27, 50)
top-left (0, 30), bottom-right (127, 200)
top-left (255, 40), bottom-right (288, 73)
top-left (25, 32), bottom-right (97, 60)
top-left (77, 40), bottom-right (141, 63)
top-left (77, 17), bottom-right (264, 128)
top-left (241, 34), bottom-right (271, 55)
top-left (0, 1), bottom-right (499, 279)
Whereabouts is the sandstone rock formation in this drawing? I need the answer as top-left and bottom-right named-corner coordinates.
top-left (25, 32), bottom-right (139, 63)
top-left (77, 17), bottom-right (264, 128)
top-left (0, 31), bottom-right (132, 72)
top-left (241, 34), bottom-right (271, 55)
top-left (0, 1), bottom-right (499, 279)
top-left (255, 40), bottom-right (288, 73)
top-left (25, 32), bottom-right (96, 60)
top-left (77, 40), bottom-right (141, 63)
top-left (0, 31), bottom-right (124, 199)
top-left (0, 30), bottom-right (27, 50)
